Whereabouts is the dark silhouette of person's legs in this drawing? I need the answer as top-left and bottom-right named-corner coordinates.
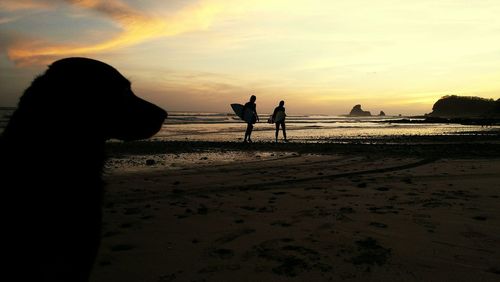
top-left (275, 122), bottom-right (287, 142)
top-left (282, 121), bottom-right (287, 142)
top-left (275, 122), bottom-right (280, 142)
top-left (245, 123), bottom-right (253, 142)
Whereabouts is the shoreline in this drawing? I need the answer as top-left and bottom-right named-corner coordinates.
top-left (379, 117), bottom-right (500, 126)
top-left (106, 133), bottom-right (500, 159)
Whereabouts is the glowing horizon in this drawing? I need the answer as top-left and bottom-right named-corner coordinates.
top-left (1, 0), bottom-right (500, 115)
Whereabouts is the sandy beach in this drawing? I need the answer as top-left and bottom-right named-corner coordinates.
top-left (90, 139), bottom-right (500, 282)
top-left (4, 2), bottom-right (500, 281)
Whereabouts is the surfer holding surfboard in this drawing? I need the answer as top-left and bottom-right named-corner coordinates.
top-left (272, 100), bottom-right (287, 143)
top-left (241, 95), bottom-right (259, 143)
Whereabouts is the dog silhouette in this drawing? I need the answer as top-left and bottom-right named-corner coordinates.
top-left (1, 57), bottom-right (167, 282)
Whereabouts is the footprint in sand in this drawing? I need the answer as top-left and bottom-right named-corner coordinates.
top-left (369, 222), bottom-right (388, 228)
top-left (215, 228), bottom-right (256, 244)
top-left (249, 238), bottom-right (332, 277)
top-left (209, 248), bottom-right (234, 259)
top-left (376, 187), bottom-right (390, 191)
top-left (110, 244), bottom-right (134, 252)
top-left (357, 183), bottom-right (367, 188)
top-left (271, 220), bottom-right (293, 227)
top-left (348, 237), bottom-right (391, 266)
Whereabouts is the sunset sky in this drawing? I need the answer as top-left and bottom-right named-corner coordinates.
top-left (1, 0), bottom-right (500, 115)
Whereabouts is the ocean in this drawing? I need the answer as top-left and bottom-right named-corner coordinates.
top-left (159, 112), bottom-right (498, 142)
top-left (1, 108), bottom-right (497, 142)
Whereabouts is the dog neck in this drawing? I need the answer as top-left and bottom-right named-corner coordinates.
top-left (2, 110), bottom-right (108, 179)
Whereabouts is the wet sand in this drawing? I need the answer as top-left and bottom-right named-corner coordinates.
top-left (92, 141), bottom-right (500, 281)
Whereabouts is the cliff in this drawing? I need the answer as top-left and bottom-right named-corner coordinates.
top-left (428, 95), bottom-right (498, 117)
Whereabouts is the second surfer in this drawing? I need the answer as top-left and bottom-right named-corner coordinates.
top-left (272, 100), bottom-right (287, 143)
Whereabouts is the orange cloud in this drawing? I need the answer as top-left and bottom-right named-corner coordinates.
top-left (7, 0), bottom-right (228, 66)
top-left (0, 0), bottom-right (52, 11)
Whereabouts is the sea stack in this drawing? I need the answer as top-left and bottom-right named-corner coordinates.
top-left (379, 111), bottom-right (386, 116)
top-left (349, 104), bottom-right (371, 116)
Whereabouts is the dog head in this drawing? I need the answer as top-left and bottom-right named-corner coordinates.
top-left (8, 57), bottom-right (167, 141)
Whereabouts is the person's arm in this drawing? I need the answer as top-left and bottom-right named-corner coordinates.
top-left (254, 104), bottom-right (259, 122)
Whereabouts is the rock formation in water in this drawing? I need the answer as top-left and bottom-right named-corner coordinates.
top-left (378, 111), bottom-right (386, 116)
top-left (349, 104), bottom-right (371, 116)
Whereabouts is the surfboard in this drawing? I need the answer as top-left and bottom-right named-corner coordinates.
top-left (274, 110), bottom-right (286, 123)
top-left (267, 115), bottom-right (274, 124)
top-left (231, 103), bottom-right (256, 123)
top-left (231, 103), bottom-right (244, 120)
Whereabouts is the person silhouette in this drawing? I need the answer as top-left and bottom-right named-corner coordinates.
top-left (272, 100), bottom-right (287, 143)
top-left (242, 95), bottom-right (259, 143)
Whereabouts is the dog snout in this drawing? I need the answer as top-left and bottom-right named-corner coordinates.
top-left (156, 106), bottom-right (168, 122)
top-left (111, 95), bottom-right (166, 141)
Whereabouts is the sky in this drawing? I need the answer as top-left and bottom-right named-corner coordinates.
top-left (1, 0), bottom-right (500, 115)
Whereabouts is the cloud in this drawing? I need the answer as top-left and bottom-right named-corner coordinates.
top-left (5, 0), bottom-right (233, 66)
top-left (0, 30), bottom-right (23, 54)
top-left (0, 0), bottom-right (53, 11)
top-left (0, 17), bottom-right (17, 24)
